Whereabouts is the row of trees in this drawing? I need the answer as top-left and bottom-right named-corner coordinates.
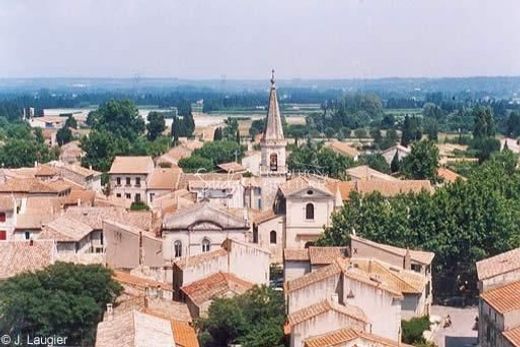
top-left (81, 100), bottom-right (170, 172)
top-left (318, 150), bottom-right (520, 299)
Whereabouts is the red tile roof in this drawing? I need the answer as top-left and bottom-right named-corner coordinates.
top-left (0, 240), bottom-right (56, 279)
top-left (476, 247), bottom-right (520, 281)
top-left (503, 326), bottom-right (520, 347)
top-left (481, 280), bottom-right (520, 314)
top-left (304, 327), bottom-right (414, 347)
top-left (180, 272), bottom-right (253, 305)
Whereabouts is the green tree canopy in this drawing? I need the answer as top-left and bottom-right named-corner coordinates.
top-left (0, 262), bottom-right (122, 346)
top-left (89, 99), bottom-right (145, 140)
top-left (146, 111), bottom-right (166, 141)
top-left (401, 140), bottom-right (439, 181)
top-left (288, 142), bottom-right (354, 179)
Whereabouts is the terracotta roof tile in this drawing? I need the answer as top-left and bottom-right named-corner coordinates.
top-left (438, 167), bottom-right (465, 183)
top-left (279, 176), bottom-right (333, 197)
top-left (180, 272), bottom-right (253, 305)
top-left (308, 247), bottom-right (349, 265)
top-left (284, 249), bottom-right (310, 262)
top-left (0, 240), bottom-right (56, 279)
top-left (171, 320), bottom-right (200, 347)
top-left (476, 247), bottom-right (520, 281)
top-left (113, 270), bottom-right (173, 291)
top-left (304, 327), bottom-right (414, 347)
top-left (343, 267), bottom-right (404, 298)
top-left (346, 165), bottom-right (398, 182)
top-left (39, 216), bottom-right (94, 242)
top-left (252, 209), bottom-right (279, 224)
top-left (109, 156), bottom-right (154, 174)
top-left (287, 299), bottom-right (368, 327)
top-left (326, 140), bottom-right (361, 158)
top-left (174, 248), bottom-right (228, 270)
top-left (351, 235), bottom-right (435, 265)
top-left (503, 326), bottom-right (520, 347)
top-left (217, 162), bottom-right (246, 173)
top-left (148, 168), bottom-right (182, 190)
top-left (481, 280), bottom-right (520, 314)
top-left (285, 261), bottom-right (343, 293)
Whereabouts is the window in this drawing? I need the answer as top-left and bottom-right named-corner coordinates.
top-left (174, 240), bottom-right (182, 258)
top-left (126, 177), bottom-right (131, 186)
top-left (305, 203), bottom-right (314, 220)
top-left (202, 238), bottom-right (211, 253)
top-left (125, 193), bottom-right (131, 199)
top-left (116, 177), bottom-right (121, 186)
top-left (411, 264), bottom-right (422, 273)
top-left (116, 193), bottom-right (121, 198)
top-left (0, 212), bottom-right (6, 222)
top-left (135, 193), bottom-right (141, 203)
top-left (135, 177), bottom-right (141, 187)
top-left (270, 230), bottom-right (277, 244)
top-left (307, 190), bottom-right (313, 195)
top-left (269, 153), bottom-right (278, 171)
top-left (0, 230), bottom-right (6, 240)
top-left (24, 231), bottom-right (30, 240)
top-left (253, 228), bottom-right (258, 243)
top-left (150, 193), bottom-right (155, 202)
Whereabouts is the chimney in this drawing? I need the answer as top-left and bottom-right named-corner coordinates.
top-left (29, 239), bottom-right (34, 246)
top-left (144, 296), bottom-right (149, 309)
top-left (106, 303), bottom-right (113, 320)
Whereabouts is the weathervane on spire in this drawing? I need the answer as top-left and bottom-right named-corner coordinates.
top-left (270, 69), bottom-right (275, 86)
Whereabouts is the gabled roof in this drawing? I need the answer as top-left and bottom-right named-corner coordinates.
top-left (162, 202), bottom-right (248, 230)
top-left (180, 272), bottom-right (253, 305)
top-left (349, 258), bottom-right (427, 294)
top-left (95, 310), bottom-right (174, 347)
top-left (284, 249), bottom-right (310, 262)
top-left (261, 72), bottom-right (285, 143)
top-left (178, 173), bottom-right (242, 190)
top-left (477, 247), bottom-right (520, 281)
top-left (343, 267), bottom-right (404, 298)
top-left (309, 247), bottom-right (349, 265)
top-left (346, 165), bottom-right (398, 182)
top-left (147, 168), bottom-right (182, 190)
top-left (287, 299), bottom-right (368, 327)
top-left (174, 248), bottom-right (228, 270)
top-left (0, 240), bottom-right (56, 279)
top-left (503, 326), bottom-right (520, 347)
top-left (304, 327), bottom-right (414, 347)
top-left (278, 176), bottom-right (334, 197)
top-left (382, 144), bottom-right (411, 155)
top-left (109, 156), bottom-right (154, 175)
top-left (285, 260), bottom-right (343, 293)
top-left (330, 179), bottom-right (433, 200)
top-left (0, 177), bottom-right (65, 194)
top-left (437, 167), bottom-right (465, 183)
top-left (64, 207), bottom-right (152, 231)
top-left (326, 140), bottom-right (360, 158)
top-left (39, 216), bottom-right (94, 242)
top-left (350, 235), bottom-right (435, 265)
top-left (481, 280), bottom-right (520, 314)
top-left (217, 162), bottom-right (246, 173)
top-left (171, 320), bottom-right (200, 347)
top-left (113, 270), bottom-right (172, 291)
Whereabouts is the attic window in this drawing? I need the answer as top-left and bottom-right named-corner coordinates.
top-left (347, 289), bottom-right (355, 299)
top-left (307, 190), bottom-right (313, 195)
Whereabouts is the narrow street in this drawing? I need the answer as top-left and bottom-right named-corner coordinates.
top-left (431, 306), bottom-right (478, 347)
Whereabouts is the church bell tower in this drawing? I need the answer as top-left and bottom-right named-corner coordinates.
top-left (259, 70), bottom-right (287, 210)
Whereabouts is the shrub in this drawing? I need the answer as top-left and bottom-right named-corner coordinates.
top-left (401, 316), bottom-right (430, 345)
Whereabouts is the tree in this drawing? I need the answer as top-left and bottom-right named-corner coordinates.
top-left (390, 151), bottom-right (401, 173)
top-left (472, 106), bottom-right (495, 139)
top-left (353, 128), bottom-right (367, 138)
top-left (370, 128), bottom-right (383, 149)
top-left (358, 153), bottom-right (390, 174)
top-left (401, 115), bottom-right (422, 147)
top-left (56, 126), bottom-right (73, 146)
top-left (401, 140), bottom-right (439, 181)
top-left (506, 111), bottom-right (520, 137)
top-left (198, 286), bottom-right (285, 347)
top-left (80, 130), bottom-right (126, 172)
top-left (423, 102), bottom-right (443, 120)
top-left (171, 116), bottom-right (181, 145)
top-left (213, 127), bottom-right (223, 141)
top-left (423, 118), bottom-right (439, 141)
top-left (324, 127), bottom-right (335, 140)
top-left (178, 155), bottom-right (214, 173)
top-left (146, 111), bottom-right (166, 141)
top-left (236, 129), bottom-right (241, 144)
top-left (64, 115), bottom-right (78, 129)
top-left (380, 128), bottom-right (398, 150)
top-left (381, 114), bottom-right (395, 129)
top-left (287, 143), bottom-right (354, 179)
top-left (249, 119), bottom-right (265, 139)
top-left (91, 99), bottom-right (145, 140)
top-left (0, 262), bottom-right (122, 346)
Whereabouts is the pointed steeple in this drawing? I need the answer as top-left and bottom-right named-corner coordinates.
top-left (262, 69), bottom-right (284, 142)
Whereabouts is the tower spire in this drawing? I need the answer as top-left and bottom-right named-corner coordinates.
top-left (262, 69), bottom-right (284, 142)
top-left (271, 69), bottom-right (275, 86)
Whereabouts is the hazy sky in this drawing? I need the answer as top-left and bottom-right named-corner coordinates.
top-left (1, 0), bottom-right (519, 79)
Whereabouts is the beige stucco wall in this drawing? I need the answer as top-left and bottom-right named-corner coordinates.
top-left (343, 275), bottom-right (401, 341)
top-left (285, 191), bottom-right (334, 248)
top-left (104, 222), bottom-right (140, 269)
top-left (256, 215), bottom-right (285, 263)
top-left (110, 173), bottom-right (148, 203)
top-left (291, 309), bottom-right (366, 347)
top-left (480, 269), bottom-right (520, 293)
top-left (162, 228), bottom-right (248, 260)
top-left (287, 274), bottom-right (341, 314)
top-left (284, 261), bottom-right (311, 283)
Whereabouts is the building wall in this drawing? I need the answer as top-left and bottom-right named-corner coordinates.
top-left (291, 309), bottom-right (366, 347)
top-left (287, 274), bottom-right (341, 314)
top-left (0, 209), bottom-right (15, 240)
top-left (479, 299), bottom-right (504, 347)
top-left (110, 174), bottom-right (148, 203)
top-left (104, 222), bottom-right (140, 269)
top-left (190, 184), bottom-right (245, 209)
top-left (479, 269), bottom-right (520, 293)
top-left (255, 215), bottom-right (284, 263)
top-left (343, 275), bottom-right (401, 341)
top-left (226, 240), bottom-right (270, 285)
top-left (285, 192), bottom-right (334, 249)
top-left (284, 261), bottom-right (311, 283)
top-left (162, 229), bottom-right (248, 260)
